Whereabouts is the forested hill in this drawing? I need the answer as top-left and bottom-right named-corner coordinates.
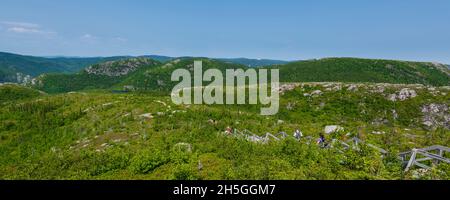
top-left (0, 52), bottom-right (127, 83)
top-left (0, 52), bottom-right (289, 83)
top-left (277, 58), bottom-right (450, 86)
top-left (35, 58), bottom-right (246, 93)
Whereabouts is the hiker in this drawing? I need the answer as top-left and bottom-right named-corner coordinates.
top-left (317, 134), bottom-right (326, 146)
top-left (225, 126), bottom-right (233, 135)
top-left (294, 129), bottom-right (303, 140)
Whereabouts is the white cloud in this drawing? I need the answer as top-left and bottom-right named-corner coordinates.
top-left (1, 21), bottom-right (56, 36)
top-left (8, 27), bottom-right (41, 33)
top-left (1, 21), bottom-right (40, 28)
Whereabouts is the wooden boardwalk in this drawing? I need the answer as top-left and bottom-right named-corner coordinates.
top-left (226, 129), bottom-right (449, 172)
top-left (399, 145), bottom-right (450, 172)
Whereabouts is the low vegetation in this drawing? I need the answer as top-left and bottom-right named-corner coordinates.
top-left (0, 84), bottom-right (43, 103)
top-left (0, 83), bottom-right (448, 180)
top-left (1, 56), bottom-right (448, 180)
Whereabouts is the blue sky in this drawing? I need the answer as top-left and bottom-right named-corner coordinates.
top-left (0, 0), bottom-right (449, 63)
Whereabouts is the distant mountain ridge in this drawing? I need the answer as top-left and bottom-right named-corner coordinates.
top-left (34, 57), bottom-right (450, 93)
top-left (142, 55), bottom-right (289, 67)
top-left (2, 51), bottom-right (449, 93)
top-left (216, 58), bottom-right (288, 67)
top-left (0, 52), bottom-right (128, 83)
top-left (0, 52), bottom-right (289, 83)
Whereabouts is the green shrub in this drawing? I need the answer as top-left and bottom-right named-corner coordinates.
top-left (172, 164), bottom-right (198, 180)
top-left (88, 150), bottom-right (131, 176)
top-left (129, 150), bottom-right (168, 174)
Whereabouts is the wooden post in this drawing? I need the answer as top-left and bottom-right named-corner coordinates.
top-left (405, 149), bottom-right (417, 172)
top-left (437, 149), bottom-right (443, 164)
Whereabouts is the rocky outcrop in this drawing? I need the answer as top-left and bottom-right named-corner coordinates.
top-left (85, 57), bottom-right (157, 77)
top-left (388, 88), bottom-right (417, 101)
top-left (347, 84), bottom-right (358, 92)
top-left (278, 83), bottom-right (300, 94)
top-left (324, 83), bottom-right (342, 91)
top-left (370, 85), bottom-right (385, 94)
top-left (421, 104), bottom-right (449, 129)
top-left (15, 73), bottom-right (33, 85)
top-left (311, 90), bottom-right (322, 96)
top-left (324, 125), bottom-right (344, 134)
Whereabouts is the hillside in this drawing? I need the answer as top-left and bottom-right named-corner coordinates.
top-left (85, 57), bottom-right (159, 77)
top-left (277, 58), bottom-right (450, 86)
top-left (0, 82), bottom-right (448, 180)
top-left (0, 52), bottom-right (128, 83)
top-left (0, 84), bottom-right (43, 103)
top-left (35, 57), bottom-right (450, 94)
top-left (34, 58), bottom-right (161, 93)
top-left (0, 52), bottom-right (290, 84)
top-left (2, 57), bottom-right (449, 180)
top-left (118, 58), bottom-right (248, 91)
top-left (36, 58), bottom-right (246, 93)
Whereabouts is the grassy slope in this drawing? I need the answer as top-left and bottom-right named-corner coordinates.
top-left (0, 84), bottom-right (43, 103)
top-left (7, 57), bottom-right (450, 179)
top-left (0, 84), bottom-right (448, 180)
top-left (35, 73), bottom-right (124, 93)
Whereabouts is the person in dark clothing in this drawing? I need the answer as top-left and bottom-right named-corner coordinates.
top-left (317, 133), bottom-right (326, 147)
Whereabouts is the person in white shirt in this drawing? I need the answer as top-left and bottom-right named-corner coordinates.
top-left (294, 129), bottom-right (303, 140)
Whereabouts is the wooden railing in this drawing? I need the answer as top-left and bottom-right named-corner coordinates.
top-left (225, 129), bottom-right (449, 171)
